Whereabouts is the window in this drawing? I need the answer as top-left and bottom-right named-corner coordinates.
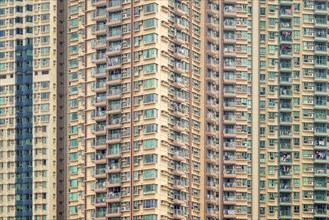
top-left (69, 153), bottom-right (78, 161)
top-left (69, 206), bottom-right (78, 214)
top-left (143, 124), bottom-right (157, 134)
top-left (69, 192), bottom-right (78, 201)
top-left (41, 3), bottom-right (50, 10)
top-left (69, 5), bottom-right (78, 14)
top-left (70, 59), bottom-right (78, 68)
top-left (143, 139), bottom-right (157, 149)
top-left (143, 199), bottom-right (157, 209)
top-left (70, 125), bottom-right (78, 134)
top-left (69, 112), bottom-right (78, 121)
top-left (143, 109), bottom-right (157, 119)
top-left (144, 64), bottom-right (157, 74)
top-left (70, 32), bottom-right (78, 41)
top-left (268, 45), bottom-right (276, 53)
top-left (143, 169), bottom-right (157, 179)
top-left (142, 214), bottom-right (157, 220)
top-left (69, 19), bottom-right (78, 28)
top-left (143, 184), bottom-right (157, 194)
top-left (144, 18), bottom-right (157, 29)
top-left (70, 179), bottom-right (78, 187)
top-left (143, 79), bottom-right (157, 89)
top-left (70, 139), bottom-right (78, 148)
top-left (144, 4), bottom-right (157, 13)
top-left (143, 49), bottom-right (157, 59)
top-left (69, 166), bottom-right (78, 174)
top-left (143, 154), bottom-right (157, 164)
top-left (69, 46), bottom-right (78, 54)
top-left (143, 33), bottom-right (157, 44)
top-left (143, 94), bottom-right (157, 103)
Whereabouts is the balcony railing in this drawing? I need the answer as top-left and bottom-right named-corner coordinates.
top-left (107, 207), bottom-right (121, 214)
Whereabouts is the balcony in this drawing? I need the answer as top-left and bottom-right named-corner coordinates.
top-left (171, 75), bottom-right (188, 89)
top-left (315, 71), bottom-right (327, 81)
top-left (95, 9), bottom-right (106, 20)
top-left (279, 130), bottom-right (291, 137)
top-left (108, 0), bottom-right (121, 11)
top-left (279, 196), bottom-right (291, 203)
top-left (174, 2), bottom-right (189, 16)
top-left (223, 182), bottom-right (235, 189)
top-left (207, 3), bottom-right (220, 15)
top-left (315, 31), bottom-right (327, 40)
top-left (107, 192), bottom-right (121, 201)
top-left (315, 181), bottom-right (327, 189)
top-left (223, 87), bottom-right (236, 95)
top-left (224, 19), bottom-right (236, 28)
top-left (107, 44), bottom-right (122, 56)
top-left (280, 62), bottom-right (292, 70)
top-left (315, 44), bottom-right (327, 54)
top-left (96, 196), bottom-right (106, 204)
top-left (108, 73), bottom-right (122, 85)
top-left (280, 8), bottom-right (292, 17)
top-left (315, 127), bottom-right (327, 134)
top-left (280, 103), bottom-right (292, 110)
top-left (107, 15), bottom-right (122, 26)
top-left (224, 101), bottom-right (236, 108)
top-left (95, 181), bottom-right (106, 192)
top-left (95, 210), bottom-right (106, 218)
top-left (223, 209), bottom-right (235, 216)
top-left (107, 177), bottom-right (121, 186)
top-left (172, 209), bottom-right (186, 218)
top-left (314, 194), bottom-right (326, 202)
top-left (280, 89), bottom-right (292, 97)
top-left (108, 88), bottom-right (122, 100)
top-left (96, 152), bottom-right (106, 161)
top-left (279, 210), bottom-right (291, 217)
top-left (279, 183), bottom-right (291, 190)
top-left (94, 38), bottom-right (107, 50)
top-left (107, 207), bottom-right (121, 216)
top-left (95, 111), bottom-right (106, 120)
top-left (315, 18), bottom-right (327, 27)
top-left (173, 179), bottom-right (187, 190)
top-left (108, 133), bottom-right (121, 143)
top-left (95, 23), bottom-right (107, 34)
top-left (107, 104), bottom-right (122, 114)
top-left (315, 4), bottom-right (327, 13)
top-left (96, 53), bottom-right (107, 64)
top-left (96, 81), bottom-right (106, 92)
top-left (95, 138), bottom-right (106, 148)
top-left (96, 96), bottom-right (106, 105)
top-left (315, 209), bottom-right (327, 216)
top-left (107, 57), bottom-right (121, 68)
top-left (280, 22), bottom-right (291, 29)
top-left (223, 128), bottom-right (236, 135)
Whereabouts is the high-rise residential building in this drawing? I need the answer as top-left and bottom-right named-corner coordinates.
top-left (258, 0), bottom-right (329, 219)
top-left (2, 0), bottom-right (329, 220)
top-left (0, 0), bottom-right (66, 220)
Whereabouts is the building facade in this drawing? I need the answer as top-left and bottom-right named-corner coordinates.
top-left (1, 0), bottom-right (329, 220)
top-left (0, 0), bottom-right (66, 220)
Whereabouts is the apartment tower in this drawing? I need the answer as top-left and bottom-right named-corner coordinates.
top-left (1, 0), bottom-right (329, 220)
top-left (0, 0), bottom-right (66, 220)
top-left (67, 0), bottom-right (329, 219)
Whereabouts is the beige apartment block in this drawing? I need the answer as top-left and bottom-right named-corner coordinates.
top-left (0, 0), bottom-right (66, 220)
top-left (1, 0), bottom-right (329, 220)
top-left (66, 0), bottom-right (329, 220)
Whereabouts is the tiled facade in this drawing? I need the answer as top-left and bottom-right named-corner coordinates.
top-left (0, 0), bottom-right (65, 220)
top-left (1, 0), bottom-right (329, 220)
